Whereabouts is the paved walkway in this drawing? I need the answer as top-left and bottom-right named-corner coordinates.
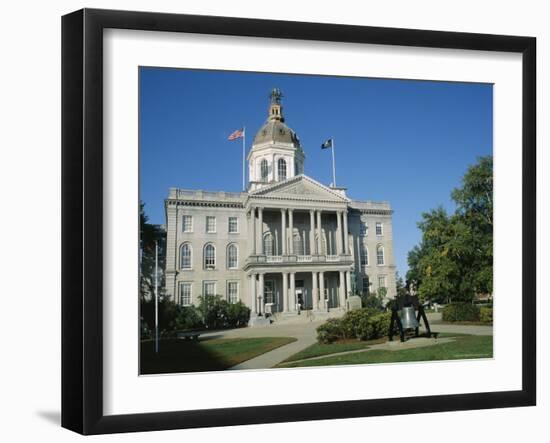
top-left (424, 313), bottom-right (493, 336)
top-left (202, 318), bottom-right (327, 370)
top-left (200, 311), bottom-right (492, 370)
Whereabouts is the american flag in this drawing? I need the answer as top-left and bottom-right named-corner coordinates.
top-left (227, 128), bottom-right (244, 140)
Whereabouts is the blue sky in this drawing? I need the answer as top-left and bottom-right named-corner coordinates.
top-left (139, 67), bottom-right (492, 277)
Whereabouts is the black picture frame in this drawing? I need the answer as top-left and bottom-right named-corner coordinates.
top-left (61, 8), bottom-right (536, 435)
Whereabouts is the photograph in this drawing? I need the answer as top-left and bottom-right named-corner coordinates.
top-left (138, 68), bottom-right (494, 375)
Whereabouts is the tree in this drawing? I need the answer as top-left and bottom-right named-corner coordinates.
top-left (395, 272), bottom-right (407, 297)
top-left (407, 156), bottom-right (493, 303)
top-left (140, 201), bottom-right (166, 301)
top-left (451, 156), bottom-right (493, 295)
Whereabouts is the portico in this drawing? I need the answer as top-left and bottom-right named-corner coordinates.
top-left (247, 268), bottom-right (353, 315)
top-left (244, 174), bottom-right (354, 315)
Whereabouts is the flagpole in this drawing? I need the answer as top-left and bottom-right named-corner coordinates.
top-left (242, 126), bottom-right (246, 191)
top-left (331, 138), bottom-right (336, 187)
top-left (154, 240), bottom-right (159, 354)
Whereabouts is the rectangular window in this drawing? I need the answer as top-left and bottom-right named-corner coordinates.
top-left (206, 216), bottom-right (216, 233)
top-left (179, 282), bottom-right (192, 306)
top-left (360, 243), bottom-right (368, 266)
top-left (228, 281), bottom-right (239, 303)
top-left (360, 222), bottom-right (368, 236)
top-left (378, 275), bottom-right (386, 289)
top-left (228, 217), bottom-right (238, 233)
top-left (375, 222), bottom-right (383, 236)
top-left (362, 276), bottom-right (370, 295)
top-left (203, 281), bottom-right (216, 297)
top-left (182, 215), bottom-right (193, 232)
top-left (377, 246), bottom-right (385, 265)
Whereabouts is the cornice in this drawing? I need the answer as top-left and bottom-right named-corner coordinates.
top-left (165, 199), bottom-right (244, 209)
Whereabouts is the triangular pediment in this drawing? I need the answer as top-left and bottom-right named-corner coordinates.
top-left (249, 175), bottom-right (349, 203)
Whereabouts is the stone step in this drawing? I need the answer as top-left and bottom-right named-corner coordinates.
top-left (270, 309), bottom-right (345, 324)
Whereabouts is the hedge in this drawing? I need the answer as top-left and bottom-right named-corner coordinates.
top-left (479, 306), bottom-right (493, 324)
top-left (442, 302), bottom-right (480, 322)
top-left (316, 309), bottom-right (391, 344)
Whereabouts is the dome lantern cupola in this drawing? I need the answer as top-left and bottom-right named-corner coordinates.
top-left (248, 89), bottom-right (305, 191)
top-left (268, 88), bottom-right (284, 121)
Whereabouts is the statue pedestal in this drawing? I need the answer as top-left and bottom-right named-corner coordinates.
top-left (248, 315), bottom-right (271, 327)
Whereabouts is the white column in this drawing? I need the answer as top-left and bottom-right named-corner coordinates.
top-left (258, 273), bottom-right (265, 315)
top-left (290, 272), bottom-right (296, 311)
top-left (282, 272), bottom-right (289, 312)
top-left (312, 271), bottom-right (318, 310)
top-left (339, 271), bottom-right (346, 309)
top-left (281, 209), bottom-right (286, 256)
top-left (346, 270), bottom-right (352, 300)
top-left (343, 209), bottom-right (349, 254)
top-left (288, 209), bottom-right (294, 254)
top-left (309, 210), bottom-right (315, 255)
top-left (258, 207), bottom-right (263, 255)
top-left (251, 208), bottom-right (256, 255)
top-left (250, 273), bottom-right (257, 314)
top-left (317, 210), bottom-right (323, 255)
top-left (336, 211), bottom-right (343, 255)
top-left (319, 271), bottom-right (326, 310)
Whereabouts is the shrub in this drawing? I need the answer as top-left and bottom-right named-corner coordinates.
top-left (197, 295), bottom-right (251, 330)
top-left (479, 306), bottom-right (493, 324)
top-left (174, 305), bottom-right (203, 331)
top-left (355, 312), bottom-right (391, 340)
top-left (341, 308), bottom-right (378, 339)
top-left (227, 301), bottom-right (251, 327)
top-left (442, 302), bottom-right (480, 322)
top-left (140, 298), bottom-right (178, 334)
top-left (316, 309), bottom-right (392, 343)
top-left (316, 318), bottom-right (345, 344)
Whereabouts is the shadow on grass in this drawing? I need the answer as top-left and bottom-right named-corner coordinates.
top-left (140, 337), bottom-right (296, 374)
top-left (278, 334), bottom-right (493, 368)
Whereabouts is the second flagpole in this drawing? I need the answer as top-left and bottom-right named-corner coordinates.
top-left (242, 126), bottom-right (246, 191)
top-left (331, 137), bottom-right (336, 187)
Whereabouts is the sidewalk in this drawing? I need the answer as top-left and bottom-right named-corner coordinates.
top-left (201, 319), bottom-right (325, 370)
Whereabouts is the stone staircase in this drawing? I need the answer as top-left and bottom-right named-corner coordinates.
top-left (270, 308), bottom-right (346, 325)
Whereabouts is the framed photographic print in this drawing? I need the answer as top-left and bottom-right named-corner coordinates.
top-left (61, 8), bottom-right (536, 435)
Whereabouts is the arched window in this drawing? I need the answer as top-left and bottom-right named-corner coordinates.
top-left (293, 232), bottom-right (303, 255)
top-left (277, 158), bottom-right (287, 181)
top-left (360, 243), bottom-right (368, 266)
top-left (260, 159), bottom-right (269, 182)
top-left (227, 244), bottom-right (238, 269)
top-left (376, 244), bottom-right (385, 265)
top-left (180, 243), bottom-right (192, 269)
top-left (204, 244), bottom-right (216, 269)
top-left (263, 232), bottom-right (274, 256)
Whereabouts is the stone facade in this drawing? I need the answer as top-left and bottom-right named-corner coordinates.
top-left (164, 90), bottom-right (396, 319)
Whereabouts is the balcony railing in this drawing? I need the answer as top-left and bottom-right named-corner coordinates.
top-left (246, 254), bottom-right (352, 266)
top-left (266, 255), bottom-right (283, 263)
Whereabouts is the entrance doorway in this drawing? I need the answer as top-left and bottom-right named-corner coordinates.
top-left (295, 279), bottom-right (305, 310)
top-left (264, 280), bottom-right (276, 313)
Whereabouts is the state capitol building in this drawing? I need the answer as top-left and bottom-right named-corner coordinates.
top-left (164, 89), bottom-right (396, 323)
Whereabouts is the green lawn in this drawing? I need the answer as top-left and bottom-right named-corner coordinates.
top-left (281, 338), bottom-right (386, 363)
top-left (141, 337), bottom-right (296, 374)
top-left (277, 334), bottom-right (492, 368)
